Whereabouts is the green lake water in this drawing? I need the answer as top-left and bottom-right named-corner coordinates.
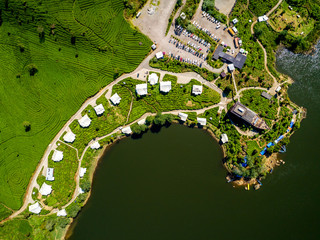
top-left (68, 45), bottom-right (320, 240)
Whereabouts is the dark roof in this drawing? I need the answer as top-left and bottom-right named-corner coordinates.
top-left (213, 45), bottom-right (224, 60)
top-left (229, 102), bottom-right (269, 130)
top-left (219, 52), bottom-right (235, 63)
top-left (261, 91), bottom-right (272, 100)
top-left (220, 71), bottom-right (226, 78)
top-left (233, 53), bottom-right (247, 69)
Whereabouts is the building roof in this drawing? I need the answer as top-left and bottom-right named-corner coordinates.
top-left (160, 81), bottom-right (172, 93)
top-left (155, 52), bottom-right (164, 59)
top-left (192, 85), bottom-right (203, 95)
top-left (228, 64), bottom-right (235, 71)
top-left (258, 15), bottom-right (268, 22)
top-left (232, 26), bottom-right (238, 33)
top-left (197, 117), bottom-right (207, 126)
top-left (122, 126), bottom-right (132, 135)
top-left (261, 91), bottom-right (272, 100)
top-left (79, 168), bottom-right (87, 178)
top-left (110, 93), bottom-right (122, 105)
top-left (232, 18), bottom-right (238, 24)
top-left (178, 112), bottom-right (188, 121)
top-left (138, 118), bottom-right (146, 125)
top-left (57, 209), bottom-right (67, 217)
top-left (233, 53), bottom-right (247, 69)
top-left (46, 168), bottom-right (55, 181)
top-left (221, 133), bottom-right (229, 144)
top-left (29, 202), bottom-right (42, 214)
top-left (78, 114), bottom-right (91, 128)
top-left (94, 104), bottom-right (105, 115)
top-left (276, 86), bottom-right (281, 92)
top-left (39, 182), bottom-right (52, 196)
top-left (136, 83), bottom-right (148, 96)
top-left (90, 141), bottom-right (100, 149)
top-left (229, 102), bottom-right (269, 130)
top-left (79, 188), bottom-right (85, 194)
top-left (213, 45), bottom-right (224, 60)
top-left (220, 71), bottom-right (226, 78)
top-left (151, 44), bottom-right (157, 50)
top-left (148, 73), bottom-right (159, 85)
top-left (219, 52), bottom-right (235, 63)
top-left (63, 131), bottom-right (76, 143)
top-left (52, 150), bottom-right (63, 162)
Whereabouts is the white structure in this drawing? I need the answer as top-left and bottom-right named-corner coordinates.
top-left (52, 150), bottom-right (63, 162)
top-left (155, 51), bottom-right (164, 59)
top-left (151, 44), bottom-right (157, 50)
top-left (138, 118), bottom-right (146, 125)
top-left (136, 84), bottom-right (148, 96)
top-left (192, 85), bottom-right (203, 95)
top-left (90, 141), bottom-right (100, 149)
top-left (148, 73), bottom-right (159, 85)
top-left (232, 26), bottom-right (238, 34)
top-left (110, 93), bottom-right (121, 105)
top-left (79, 168), bottom-right (87, 178)
top-left (197, 117), bottom-right (207, 126)
top-left (79, 188), bottom-right (85, 194)
top-left (228, 64), bottom-right (235, 72)
top-left (94, 104), bottom-right (105, 116)
top-left (221, 133), bottom-right (229, 144)
top-left (39, 183), bottom-right (52, 196)
top-left (78, 114), bottom-right (91, 128)
top-left (122, 126), bottom-right (132, 135)
top-left (57, 209), bottom-right (67, 217)
top-left (258, 15), bottom-right (268, 22)
top-left (29, 202), bottom-right (42, 214)
top-left (276, 86), bottom-right (282, 92)
top-left (46, 168), bottom-right (54, 181)
top-left (232, 18), bottom-right (238, 24)
top-left (63, 131), bottom-right (76, 143)
top-left (178, 113), bottom-right (188, 122)
top-left (160, 81), bottom-right (172, 93)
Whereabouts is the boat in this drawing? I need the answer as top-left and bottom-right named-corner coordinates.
top-left (279, 145), bottom-right (286, 153)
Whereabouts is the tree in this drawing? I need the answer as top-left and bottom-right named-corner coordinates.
top-left (23, 121), bottom-right (31, 132)
top-left (26, 64), bottom-right (38, 76)
top-left (80, 179), bottom-right (91, 192)
top-left (186, 24), bottom-right (196, 33)
top-left (67, 203), bottom-right (81, 218)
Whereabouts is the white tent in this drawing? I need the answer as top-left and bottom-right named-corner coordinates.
top-left (94, 104), bottom-right (105, 116)
top-left (57, 209), bottom-right (67, 217)
top-left (136, 84), bottom-right (148, 96)
top-left (122, 126), bottom-right (132, 135)
top-left (178, 112), bottom-right (188, 122)
top-left (110, 93), bottom-right (121, 105)
top-left (232, 26), bottom-right (238, 33)
top-left (63, 131), bottom-right (76, 143)
top-left (160, 81), bottom-right (172, 93)
top-left (221, 133), bottom-right (229, 144)
top-left (52, 150), bottom-right (63, 162)
top-left (46, 168), bottom-right (55, 181)
top-left (228, 64), bottom-right (235, 72)
top-left (192, 85), bottom-right (203, 95)
top-left (90, 141), bottom-right (100, 149)
top-left (232, 18), bottom-right (238, 24)
top-left (258, 15), bottom-right (268, 22)
top-left (78, 188), bottom-right (85, 194)
top-left (197, 117), bottom-right (207, 126)
top-left (39, 182), bottom-right (52, 196)
top-left (79, 168), bottom-right (87, 178)
top-left (148, 73), bottom-right (159, 85)
top-left (138, 118), bottom-right (146, 125)
top-left (29, 202), bottom-right (42, 214)
top-left (276, 86), bottom-right (281, 92)
top-left (155, 51), bottom-right (164, 59)
top-left (78, 114), bottom-right (91, 128)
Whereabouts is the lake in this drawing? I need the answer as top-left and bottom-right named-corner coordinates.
top-left (67, 44), bottom-right (320, 240)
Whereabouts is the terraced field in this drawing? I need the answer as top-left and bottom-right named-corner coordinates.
top-left (0, 0), bottom-right (152, 210)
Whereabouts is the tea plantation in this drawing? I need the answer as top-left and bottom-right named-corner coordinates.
top-left (0, 0), bottom-right (151, 211)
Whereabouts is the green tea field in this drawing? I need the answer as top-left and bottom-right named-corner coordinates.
top-left (0, 0), bottom-right (151, 211)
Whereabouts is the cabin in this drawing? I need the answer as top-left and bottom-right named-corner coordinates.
top-left (57, 209), bottom-right (67, 217)
top-left (29, 202), bottom-right (42, 214)
top-left (79, 168), bottom-right (87, 178)
top-left (39, 183), bottom-right (52, 196)
top-left (122, 126), bottom-right (132, 135)
top-left (148, 73), bottom-right (159, 85)
top-left (46, 168), bottom-right (55, 181)
top-left (52, 150), bottom-right (63, 162)
top-left (258, 15), bottom-right (268, 22)
top-left (178, 112), bottom-right (188, 121)
top-left (192, 85), bottom-right (203, 95)
top-left (212, 46), bottom-right (247, 70)
top-left (155, 52), bottom-right (164, 59)
top-left (197, 117), bottom-right (207, 126)
top-left (136, 84), bottom-right (148, 96)
top-left (229, 102), bottom-right (269, 130)
top-left (151, 44), bottom-right (157, 50)
top-left (94, 103), bottom-right (105, 115)
top-left (160, 81), bottom-right (172, 93)
top-left (90, 141), bottom-right (100, 149)
top-left (63, 131), bottom-right (76, 143)
top-left (228, 64), bottom-right (235, 72)
top-left (110, 93), bottom-right (121, 105)
top-left (232, 27), bottom-right (238, 34)
top-left (78, 114), bottom-right (91, 128)
top-left (138, 118), bottom-right (146, 125)
top-left (220, 71), bottom-right (227, 78)
top-left (221, 133), bottom-right (229, 144)
top-left (232, 18), bottom-right (238, 24)
top-left (261, 91), bottom-right (272, 100)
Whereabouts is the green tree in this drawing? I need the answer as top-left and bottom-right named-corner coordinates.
top-left (23, 121), bottom-right (31, 132)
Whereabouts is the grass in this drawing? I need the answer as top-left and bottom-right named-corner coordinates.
top-left (201, 107), bottom-right (220, 127)
top-left (0, 219), bottom-right (33, 240)
top-left (44, 143), bottom-right (78, 208)
top-left (0, 0), bottom-right (151, 210)
top-left (0, 204), bottom-right (13, 222)
top-left (248, 0), bottom-right (279, 16)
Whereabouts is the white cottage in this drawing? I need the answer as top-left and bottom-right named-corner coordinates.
top-left (39, 183), bottom-right (52, 196)
top-left (110, 93), bottom-right (121, 105)
top-left (78, 114), bottom-right (91, 128)
top-left (192, 85), bottom-right (203, 95)
top-left (29, 202), bottom-right (42, 214)
top-left (57, 209), bottom-right (67, 217)
top-left (63, 131), bottom-right (76, 143)
top-left (52, 150), bottom-right (63, 162)
top-left (94, 104), bottom-right (105, 116)
top-left (90, 141), bottom-right (100, 149)
top-left (136, 84), bottom-right (148, 96)
top-left (79, 168), bottom-right (87, 178)
top-left (228, 64), bottom-right (235, 72)
top-left (178, 113), bottom-right (188, 122)
top-left (46, 168), bottom-right (55, 181)
top-left (160, 81), bottom-right (172, 93)
top-left (197, 117), bottom-right (207, 126)
top-left (221, 133), bottom-right (229, 144)
top-left (155, 51), bottom-right (164, 59)
top-left (122, 126), bottom-right (132, 135)
top-left (148, 73), bottom-right (159, 85)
